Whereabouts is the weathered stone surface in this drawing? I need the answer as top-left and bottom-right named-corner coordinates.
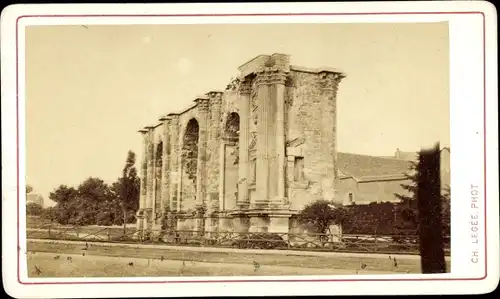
top-left (136, 54), bottom-right (345, 238)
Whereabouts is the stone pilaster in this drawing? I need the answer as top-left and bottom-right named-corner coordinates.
top-left (254, 72), bottom-right (270, 205)
top-left (134, 128), bottom-right (149, 239)
top-left (237, 78), bottom-right (252, 210)
top-left (138, 128), bottom-right (149, 211)
top-left (194, 96), bottom-right (210, 208)
top-left (168, 114), bottom-right (180, 214)
top-left (270, 71), bottom-right (287, 204)
top-left (252, 67), bottom-right (289, 207)
top-left (159, 115), bottom-right (171, 226)
top-left (206, 91), bottom-right (223, 214)
top-left (218, 142), bottom-right (226, 211)
top-left (144, 125), bottom-right (156, 231)
top-left (195, 96), bottom-right (210, 233)
top-left (317, 70), bottom-right (345, 203)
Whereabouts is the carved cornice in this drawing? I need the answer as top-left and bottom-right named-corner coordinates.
top-left (158, 115), bottom-right (172, 123)
top-left (225, 77), bottom-right (241, 91)
top-left (207, 91), bottom-right (223, 106)
top-left (194, 96), bottom-right (210, 111)
top-left (255, 67), bottom-right (288, 86)
top-left (317, 71), bottom-right (345, 91)
top-left (238, 78), bottom-right (252, 96)
top-left (166, 113), bottom-right (179, 121)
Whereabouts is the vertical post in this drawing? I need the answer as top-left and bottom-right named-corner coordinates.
top-left (418, 143), bottom-right (446, 273)
top-left (237, 78), bottom-right (252, 209)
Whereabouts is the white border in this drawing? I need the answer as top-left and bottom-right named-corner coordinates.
top-left (2, 2), bottom-right (498, 297)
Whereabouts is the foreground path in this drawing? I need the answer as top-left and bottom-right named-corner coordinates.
top-left (25, 239), bottom-right (452, 278)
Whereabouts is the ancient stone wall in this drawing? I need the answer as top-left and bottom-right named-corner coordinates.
top-left (285, 69), bottom-right (342, 212)
top-left (136, 53), bottom-right (345, 237)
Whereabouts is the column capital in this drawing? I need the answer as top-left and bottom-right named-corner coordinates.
top-left (238, 78), bottom-right (252, 95)
top-left (317, 71), bottom-right (346, 91)
top-left (255, 67), bottom-right (288, 86)
top-left (138, 128), bottom-right (149, 134)
top-left (194, 96), bottom-right (210, 111)
top-left (207, 90), bottom-right (223, 105)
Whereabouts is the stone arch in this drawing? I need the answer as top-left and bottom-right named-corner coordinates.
top-left (224, 111), bottom-right (240, 164)
top-left (156, 141), bottom-right (163, 167)
top-left (182, 118), bottom-right (199, 184)
top-left (224, 112), bottom-right (240, 141)
top-left (222, 112), bottom-right (240, 211)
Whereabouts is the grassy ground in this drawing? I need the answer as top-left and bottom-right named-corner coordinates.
top-left (26, 240), bottom-right (451, 278)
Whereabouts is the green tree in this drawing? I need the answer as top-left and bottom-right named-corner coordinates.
top-left (297, 200), bottom-right (348, 241)
top-left (49, 178), bottom-right (115, 225)
top-left (394, 153), bottom-right (451, 235)
top-left (26, 202), bottom-right (43, 216)
top-left (75, 177), bottom-right (114, 225)
top-left (41, 206), bottom-right (56, 223)
top-left (49, 185), bottom-right (78, 224)
top-left (112, 151), bottom-right (140, 234)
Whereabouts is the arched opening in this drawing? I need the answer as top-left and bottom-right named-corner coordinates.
top-left (223, 112), bottom-right (240, 211)
top-left (181, 118), bottom-right (199, 212)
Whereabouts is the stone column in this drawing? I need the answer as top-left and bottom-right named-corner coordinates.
top-left (206, 91), bottom-right (223, 213)
top-left (134, 128), bottom-right (149, 238)
top-left (159, 116), bottom-right (171, 227)
top-left (206, 91), bottom-right (223, 233)
top-left (271, 71), bottom-right (287, 203)
top-left (237, 78), bottom-right (252, 209)
top-left (254, 72), bottom-right (270, 205)
top-left (168, 114), bottom-right (179, 214)
top-left (144, 126), bottom-right (155, 232)
top-left (138, 129), bottom-right (149, 211)
top-left (195, 96), bottom-right (210, 209)
top-left (218, 142), bottom-right (226, 211)
top-left (317, 70), bottom-right (346, 204)
top-left (195, 96), bottom-right (210, 233)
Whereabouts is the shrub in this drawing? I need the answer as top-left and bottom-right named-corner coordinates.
top-left (297, 200), bottom-right (347, 238)
top-left (232, 233), bottom-right (287, 249)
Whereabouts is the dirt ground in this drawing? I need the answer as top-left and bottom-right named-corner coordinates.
top-left (25, 240), bottom-right (450, 278)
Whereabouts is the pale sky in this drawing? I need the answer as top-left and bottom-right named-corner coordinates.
top-left (25, 22), bottom-right (450, 206)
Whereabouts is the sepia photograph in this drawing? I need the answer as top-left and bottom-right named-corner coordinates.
top-left (1, 2), bottom-right (497, 298)
top-left (24, 21), bottom-right (451, 278)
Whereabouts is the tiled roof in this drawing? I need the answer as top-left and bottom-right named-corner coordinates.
top-left (337, 152), bottom-right (413, 181)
